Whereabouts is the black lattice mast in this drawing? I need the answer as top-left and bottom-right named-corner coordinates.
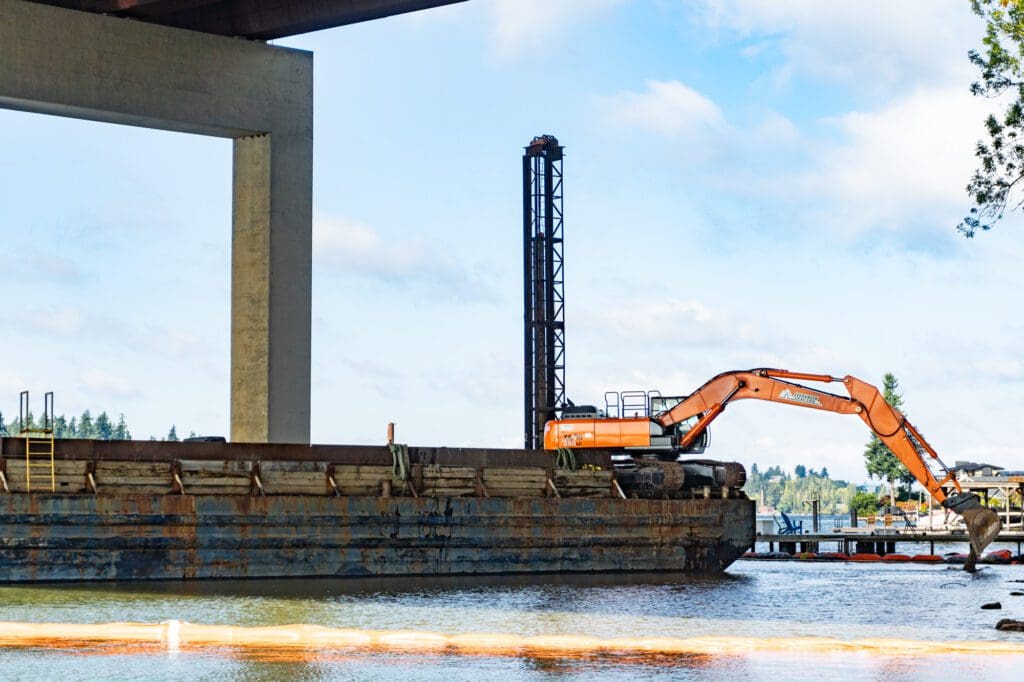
top-left (523, 135), bottom-right (566, 449)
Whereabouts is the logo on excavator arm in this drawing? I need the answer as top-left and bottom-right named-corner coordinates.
top-left (778, 388), bottom-right (822, 407)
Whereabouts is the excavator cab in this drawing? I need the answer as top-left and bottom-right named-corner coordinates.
top-left (650, 396), bottom-right (709, 455)
top-left (667, 414), bottom-right (709, 454)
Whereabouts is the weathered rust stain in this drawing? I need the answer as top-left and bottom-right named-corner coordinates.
top-left (0, 443), bottom-right (753, 582)
top-left (0, 493), bottom-right (753, 581)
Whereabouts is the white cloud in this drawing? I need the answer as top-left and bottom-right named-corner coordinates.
top-left (27, 309), bottom-right (86, 336)
top-left (150, 328), bottom-right (202, 357)
top-left (694, 0), bottom-right (979, 96)
top-left (18, 308), bottom-right (207, 359)
top-left (490, 0), bottom-right (626, 57)
top-left (602, 80), bottom-right (724, 137)
top-left (600, 79), bottom-right (993, 236)
top-left (29, 252), bottom-right (85, 283)
top-left (313, 213), bottom-right (495, 298)
top-left (0, 251), bottom-right (87, 285)
top-left (0, 369), bottom-right (28, 398)
top-left (80, 368), bottom-right (141, 399)
top-left (599, 79), bottom-right (801, 164)
top-left (969, 359), bottom-right (1024, 384)
top-left (578, 298), bottom-right (764, 348)
top-left (793, 86), bottom-right (992, 234)
top-left (342, 358), bottom-right (406, 401)
top-left (313, 215), bottom-right (382, 269)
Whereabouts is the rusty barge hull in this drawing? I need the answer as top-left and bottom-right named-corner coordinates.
top-left (0, 495), bottom-right (754, 581)
top-left (0, 439), bottom-right (755, 582)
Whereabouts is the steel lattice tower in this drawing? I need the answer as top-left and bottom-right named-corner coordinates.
top-left (523, 135), bottom-right (566, 450)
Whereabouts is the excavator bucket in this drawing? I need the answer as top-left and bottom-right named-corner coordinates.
top-left (945, 492), bottom-right (1002, 555)
top-left (962, 507), bottom-right (1002, 555)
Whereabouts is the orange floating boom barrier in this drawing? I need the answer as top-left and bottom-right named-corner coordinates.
top-left (0, 622), bottom-right (1022, 658)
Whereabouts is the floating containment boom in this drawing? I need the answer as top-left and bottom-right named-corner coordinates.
top-left (0, 622), bottom-right (1022, 659)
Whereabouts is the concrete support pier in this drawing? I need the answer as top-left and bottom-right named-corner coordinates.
top-left (0, 0), bottom-right (313, 442)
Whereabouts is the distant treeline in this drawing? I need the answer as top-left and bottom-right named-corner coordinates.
top-left (0, 410), bottom-right (131, 440)
top-left (744, 463), bottom-right (866, 514)
top-left (0, 411), bottom-right (191, 442)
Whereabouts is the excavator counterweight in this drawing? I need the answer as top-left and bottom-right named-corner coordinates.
top-left (545, 368), bottom-right (1003, 559)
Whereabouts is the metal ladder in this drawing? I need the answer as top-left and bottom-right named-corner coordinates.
top-left (19, 391), bottom-right (55, 493)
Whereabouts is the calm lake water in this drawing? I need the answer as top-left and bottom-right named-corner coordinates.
top-left (0, 559), bottom-right (1022, 680)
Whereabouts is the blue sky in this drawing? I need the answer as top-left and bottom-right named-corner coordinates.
top-left (1, 0), bottom-right (1021, 483)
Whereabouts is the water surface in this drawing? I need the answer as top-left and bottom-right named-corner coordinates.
top-left (0, 560), bottom-right (1021, 680)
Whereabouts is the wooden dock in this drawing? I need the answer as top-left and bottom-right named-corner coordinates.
top-left (757, 532), bottom-right (1024, 556)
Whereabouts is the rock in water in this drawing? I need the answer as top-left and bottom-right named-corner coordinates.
top-left (981, 602), bottom-right (1002, 609)
top-left (1012, 592), bottom-right (1024, 597)
top-left (995, 619), bottom-right (1024, 632)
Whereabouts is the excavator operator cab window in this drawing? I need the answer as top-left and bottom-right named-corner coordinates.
top-left (650, 395), bottom-right (685, 415)
top-left (673, 415), bottom-right (709, 453)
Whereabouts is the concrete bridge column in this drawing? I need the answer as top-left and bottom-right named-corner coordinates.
top-left (0, 0), bottom-right (313, 443)
top-left (232, 133), bottom-right (312, 443)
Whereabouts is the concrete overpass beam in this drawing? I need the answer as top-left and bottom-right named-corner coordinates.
top-left (0, 0), bottom-right (313, 443)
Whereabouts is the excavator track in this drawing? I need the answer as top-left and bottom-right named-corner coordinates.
top-left (649, 461), bottom-right (685, 491)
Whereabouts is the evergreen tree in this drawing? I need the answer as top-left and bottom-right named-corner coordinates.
top-left (0, 411), bottom-right (6, 437)
top-left (54, 415), bottom-right (69, 439)
top-left (95, 411), bottom-right (113, 440)
top-left (67, 417), bottom-right (78, 438)
top-left (167, 425), bottom-right (179, 442)
top-left (864, 373), bottom-right (914, 507)
top-left (113, 414), bottom-right (130, 441)
top-left (821, 466), bottom-right (830, 479)
top-left (78, 410), bottom-right (96, 439)
top-left (794, 464), bottom-right (807, 478)
top-left (750, 462), bottom-right (759, 475)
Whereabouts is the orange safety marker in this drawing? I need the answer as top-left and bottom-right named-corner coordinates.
top-left (0, 622), bottom-right (1022, 659)
top-left (849, 553), bottom-right (883, 561)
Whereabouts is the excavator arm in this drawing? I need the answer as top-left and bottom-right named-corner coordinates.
top-left (654, 368), bottom-right (1001, 554)
top-left (657, 369), bottom-right (952, 501)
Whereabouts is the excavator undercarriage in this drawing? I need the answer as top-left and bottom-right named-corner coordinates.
top-left (612, 459), bottom-right (747, 499)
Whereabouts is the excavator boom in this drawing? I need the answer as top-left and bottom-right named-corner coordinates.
top-left (656, 369), bottom-right (952, 502)
top-left (547, 368), bottom-right (1002, 555)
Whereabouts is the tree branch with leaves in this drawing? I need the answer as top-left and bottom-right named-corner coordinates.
top-left (962, 0), bottom-right (1024, 235)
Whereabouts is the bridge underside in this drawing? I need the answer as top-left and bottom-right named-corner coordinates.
top-left (5, 0), bottom-right (466, 443)
top-left (26, 0), bottom-right (466, 39)
top-left (3, 0), bottom-right (317, 442)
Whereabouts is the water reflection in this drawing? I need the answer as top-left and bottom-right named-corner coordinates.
top-left (0, 562), bottom-right (1022, 679)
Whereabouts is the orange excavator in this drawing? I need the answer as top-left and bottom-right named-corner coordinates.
top-left (544, 368), bottom-right (1002, 558)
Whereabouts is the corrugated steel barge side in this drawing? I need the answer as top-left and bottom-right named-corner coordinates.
top-left (0, 439), bottom-right (755, 582)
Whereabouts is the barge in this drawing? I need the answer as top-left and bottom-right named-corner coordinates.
top-left (0, 438), bottom-right (754, 582)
